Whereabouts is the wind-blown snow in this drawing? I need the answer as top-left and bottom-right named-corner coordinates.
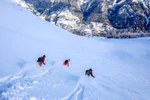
top-left (0, 0), bottom-right (150, 100)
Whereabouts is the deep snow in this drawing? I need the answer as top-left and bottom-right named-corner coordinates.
top-left (0, 0), bottom-right (150, 100)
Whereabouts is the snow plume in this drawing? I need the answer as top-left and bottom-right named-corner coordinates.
top-left (0, 0), bottom-right (150, 100)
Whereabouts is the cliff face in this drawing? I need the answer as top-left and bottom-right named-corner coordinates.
top-left (17, 0), bottom-right (150, 38)
top-left (108, 0), bottom-right (150, 30)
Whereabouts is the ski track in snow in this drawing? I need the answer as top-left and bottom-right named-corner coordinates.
top-left (1, 61), bottom-right (150, 100)
top-left (0, 63), bottom-right (55, 100)
top-left (0, 61), bottom-right (82, 100)
top-left (62, 83), bottom-right (84, 100)
top-left (0, 62), bottom-right (94, 100)
top-left (0, 66), bottom-right (53, 84)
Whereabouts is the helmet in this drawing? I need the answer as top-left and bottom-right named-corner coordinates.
top-left (43, 55), bottom-right (46, 57)
top-left (89, 68), bottom-right (93, 71)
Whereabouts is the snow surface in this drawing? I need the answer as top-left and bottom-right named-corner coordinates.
top-left (0, 0), bottom-right (150, 100)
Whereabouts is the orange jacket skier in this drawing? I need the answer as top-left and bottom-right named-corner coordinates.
top-left (37, 55), bottom-right (46, 67)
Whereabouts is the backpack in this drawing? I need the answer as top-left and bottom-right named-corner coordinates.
top-left (85, 70), bottom-right (89, 75)
top-left (37, 57), bottom-right (42, 62)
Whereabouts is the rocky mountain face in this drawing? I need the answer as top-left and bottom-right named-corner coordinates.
top-left (16, 0), bottom-right (150, 38)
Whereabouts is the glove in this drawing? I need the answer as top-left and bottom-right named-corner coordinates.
top-left (43, 63), bottom-right (46, 65)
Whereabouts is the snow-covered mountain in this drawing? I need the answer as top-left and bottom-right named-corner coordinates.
top-left (0, 0), bottom-right (150, 100)
top-left (14, 0), bottom-right (150, 38)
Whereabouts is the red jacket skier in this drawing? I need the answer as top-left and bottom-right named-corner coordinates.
top-left (38, 55), bottom-right (46, 67)
top-left (63, 59), bottom-right (70, 67)
top-left (85, 68), bottom-right (95, 78)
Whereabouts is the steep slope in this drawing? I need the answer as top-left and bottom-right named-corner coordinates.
top-left (15, 0), bottom-right (150, 38)
top-left (0, 0), bottom-right (150, 100)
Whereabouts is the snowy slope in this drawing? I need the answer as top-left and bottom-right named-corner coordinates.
top-left (0, 0), bottom-right (150, 100)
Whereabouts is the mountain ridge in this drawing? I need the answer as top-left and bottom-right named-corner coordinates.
top-left (14, 0), bottom-right (150, 38)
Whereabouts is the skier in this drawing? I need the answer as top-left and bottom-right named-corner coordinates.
top-left (85, 68), bottom-right (95, 78)
top-left (37, 55), bottom-right (46, 67)
top-left (63, 59), bottom-right (70, 67)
